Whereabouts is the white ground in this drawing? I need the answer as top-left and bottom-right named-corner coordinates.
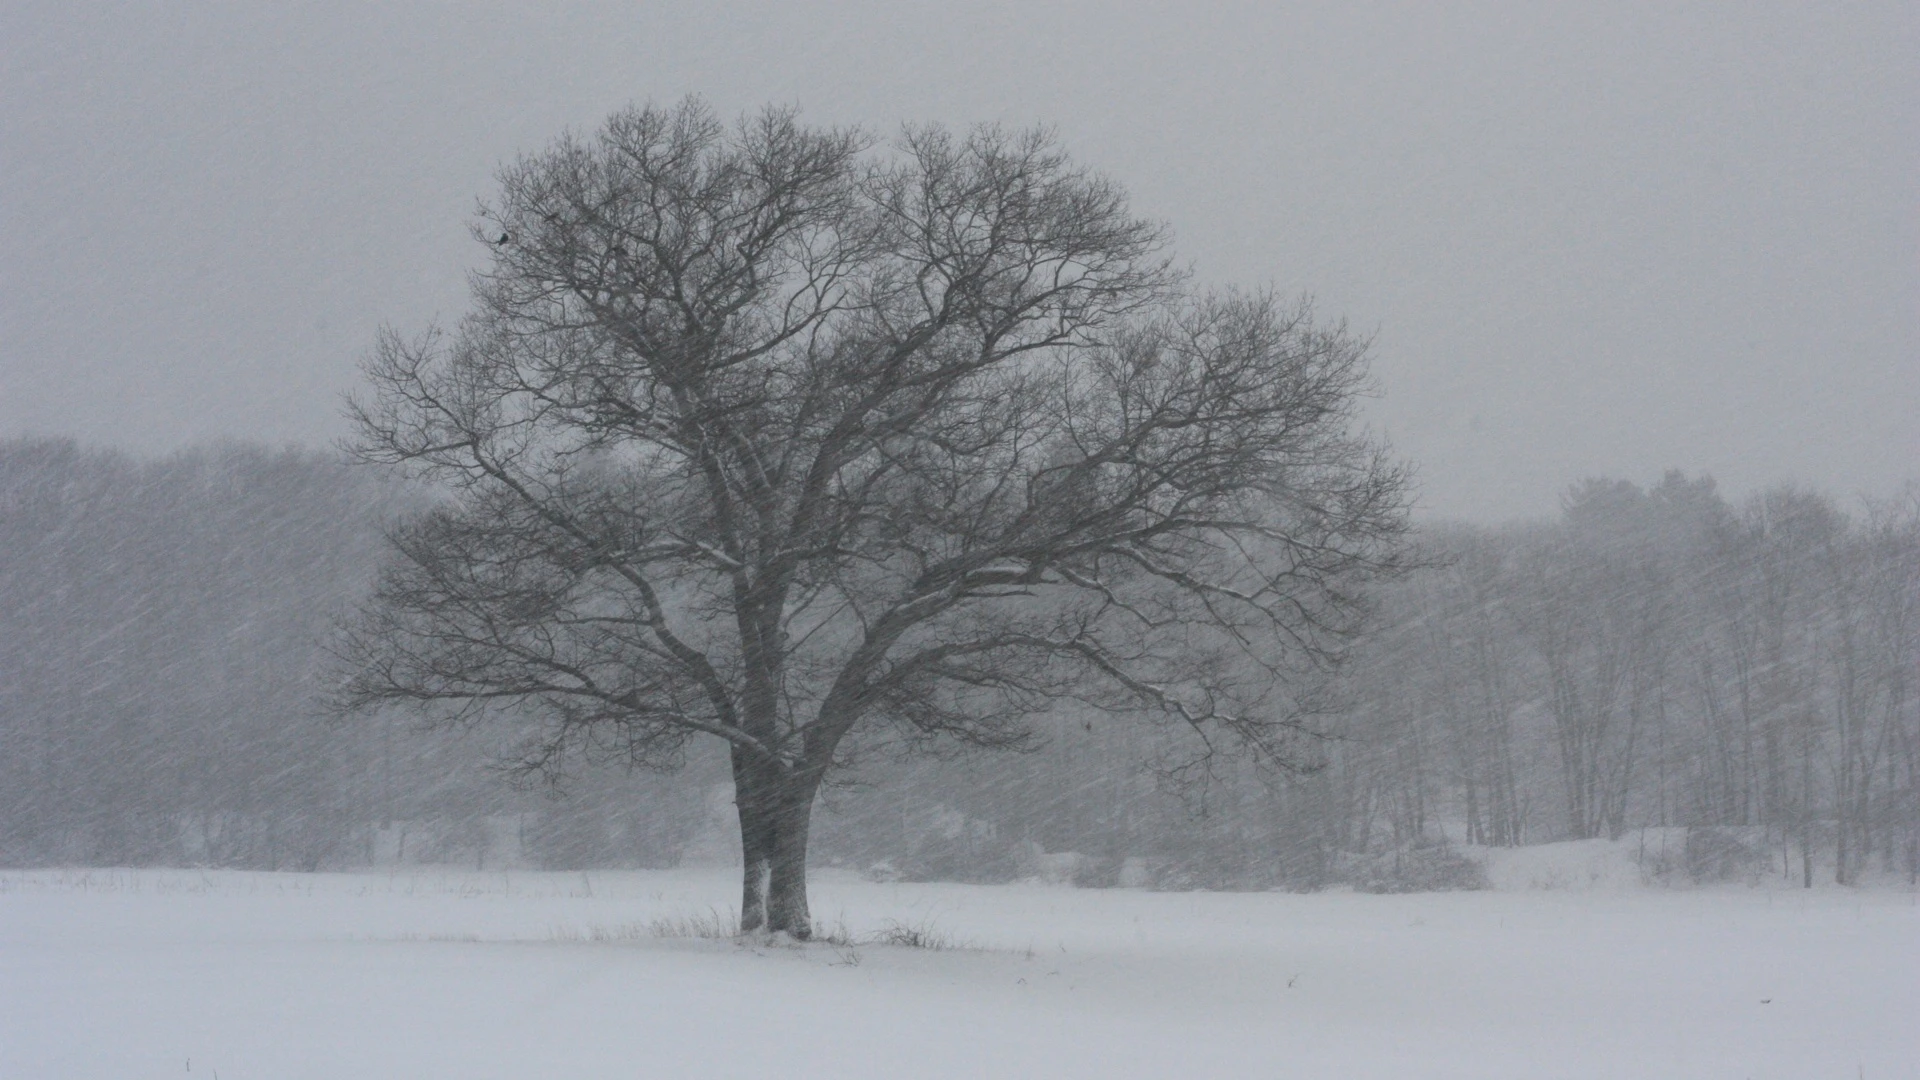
top-left (3, 855), bottom-right (1915, 1078)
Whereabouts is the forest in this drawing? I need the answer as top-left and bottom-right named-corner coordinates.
top-left (3, 437), bottom-right (1914, 889)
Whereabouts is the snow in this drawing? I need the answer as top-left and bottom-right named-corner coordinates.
top-left (2, 866), bottom-right (1914, 1079)
top-left (1469, 832), bottom-right (1687, 891)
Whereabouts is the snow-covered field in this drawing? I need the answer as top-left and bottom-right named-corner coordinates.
top-left (3, 859), bottom-right (1914, 1079)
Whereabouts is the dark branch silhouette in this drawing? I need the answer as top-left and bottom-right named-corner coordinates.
top-left (335, 98), bottom-right (1410, 936)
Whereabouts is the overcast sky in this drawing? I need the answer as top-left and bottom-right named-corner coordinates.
top-left (3, 1), bottom-right (1913, 521)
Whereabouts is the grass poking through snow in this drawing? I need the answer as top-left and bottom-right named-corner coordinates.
top-left (864, 918), bottom-right (960, 950)
top-left (647, 907), bottom-right (739, 940)
top-left (544, 907), bottom-right (965, 951)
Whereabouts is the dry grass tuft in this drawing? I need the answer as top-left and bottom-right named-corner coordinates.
top-left (646, 907), bottom-right (739, 940)
top-left (864, 918), bottom-right (959, 950)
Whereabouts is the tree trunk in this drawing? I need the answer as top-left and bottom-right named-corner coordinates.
top-left (731, 749), bottom-right (818, 939)
top-left (765, 786), bottom-right (815, 937)
top-left (733, 747), bottom-right (771, 933)
top-left (1800, 731), bottom-right (1815, 889)
top-left (736, 799), bottom-right (770, 935)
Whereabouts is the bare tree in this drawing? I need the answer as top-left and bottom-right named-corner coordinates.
top-left (336, 100), bottom-right (1410, 936)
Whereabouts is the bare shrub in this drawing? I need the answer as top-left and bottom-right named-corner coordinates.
top-left (1332, 843), bottom-right (1489, 893)
top-left (1683, 827), bottom-right (1770, 884)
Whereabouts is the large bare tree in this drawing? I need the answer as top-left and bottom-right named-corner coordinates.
top-left (337, 100), bottom-right (1409, 936)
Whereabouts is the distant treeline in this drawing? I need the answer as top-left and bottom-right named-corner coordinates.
top-left (1335, 474), bottom-right (1919, 887)
top-left (2, 439), bottom-right (1914, 887)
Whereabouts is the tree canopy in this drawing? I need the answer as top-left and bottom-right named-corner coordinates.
top-left (338, 99), bottom-right (1410, 935)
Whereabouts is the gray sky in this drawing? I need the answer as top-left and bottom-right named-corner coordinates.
top-left (3, 1), bottom-right (1913, 521)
